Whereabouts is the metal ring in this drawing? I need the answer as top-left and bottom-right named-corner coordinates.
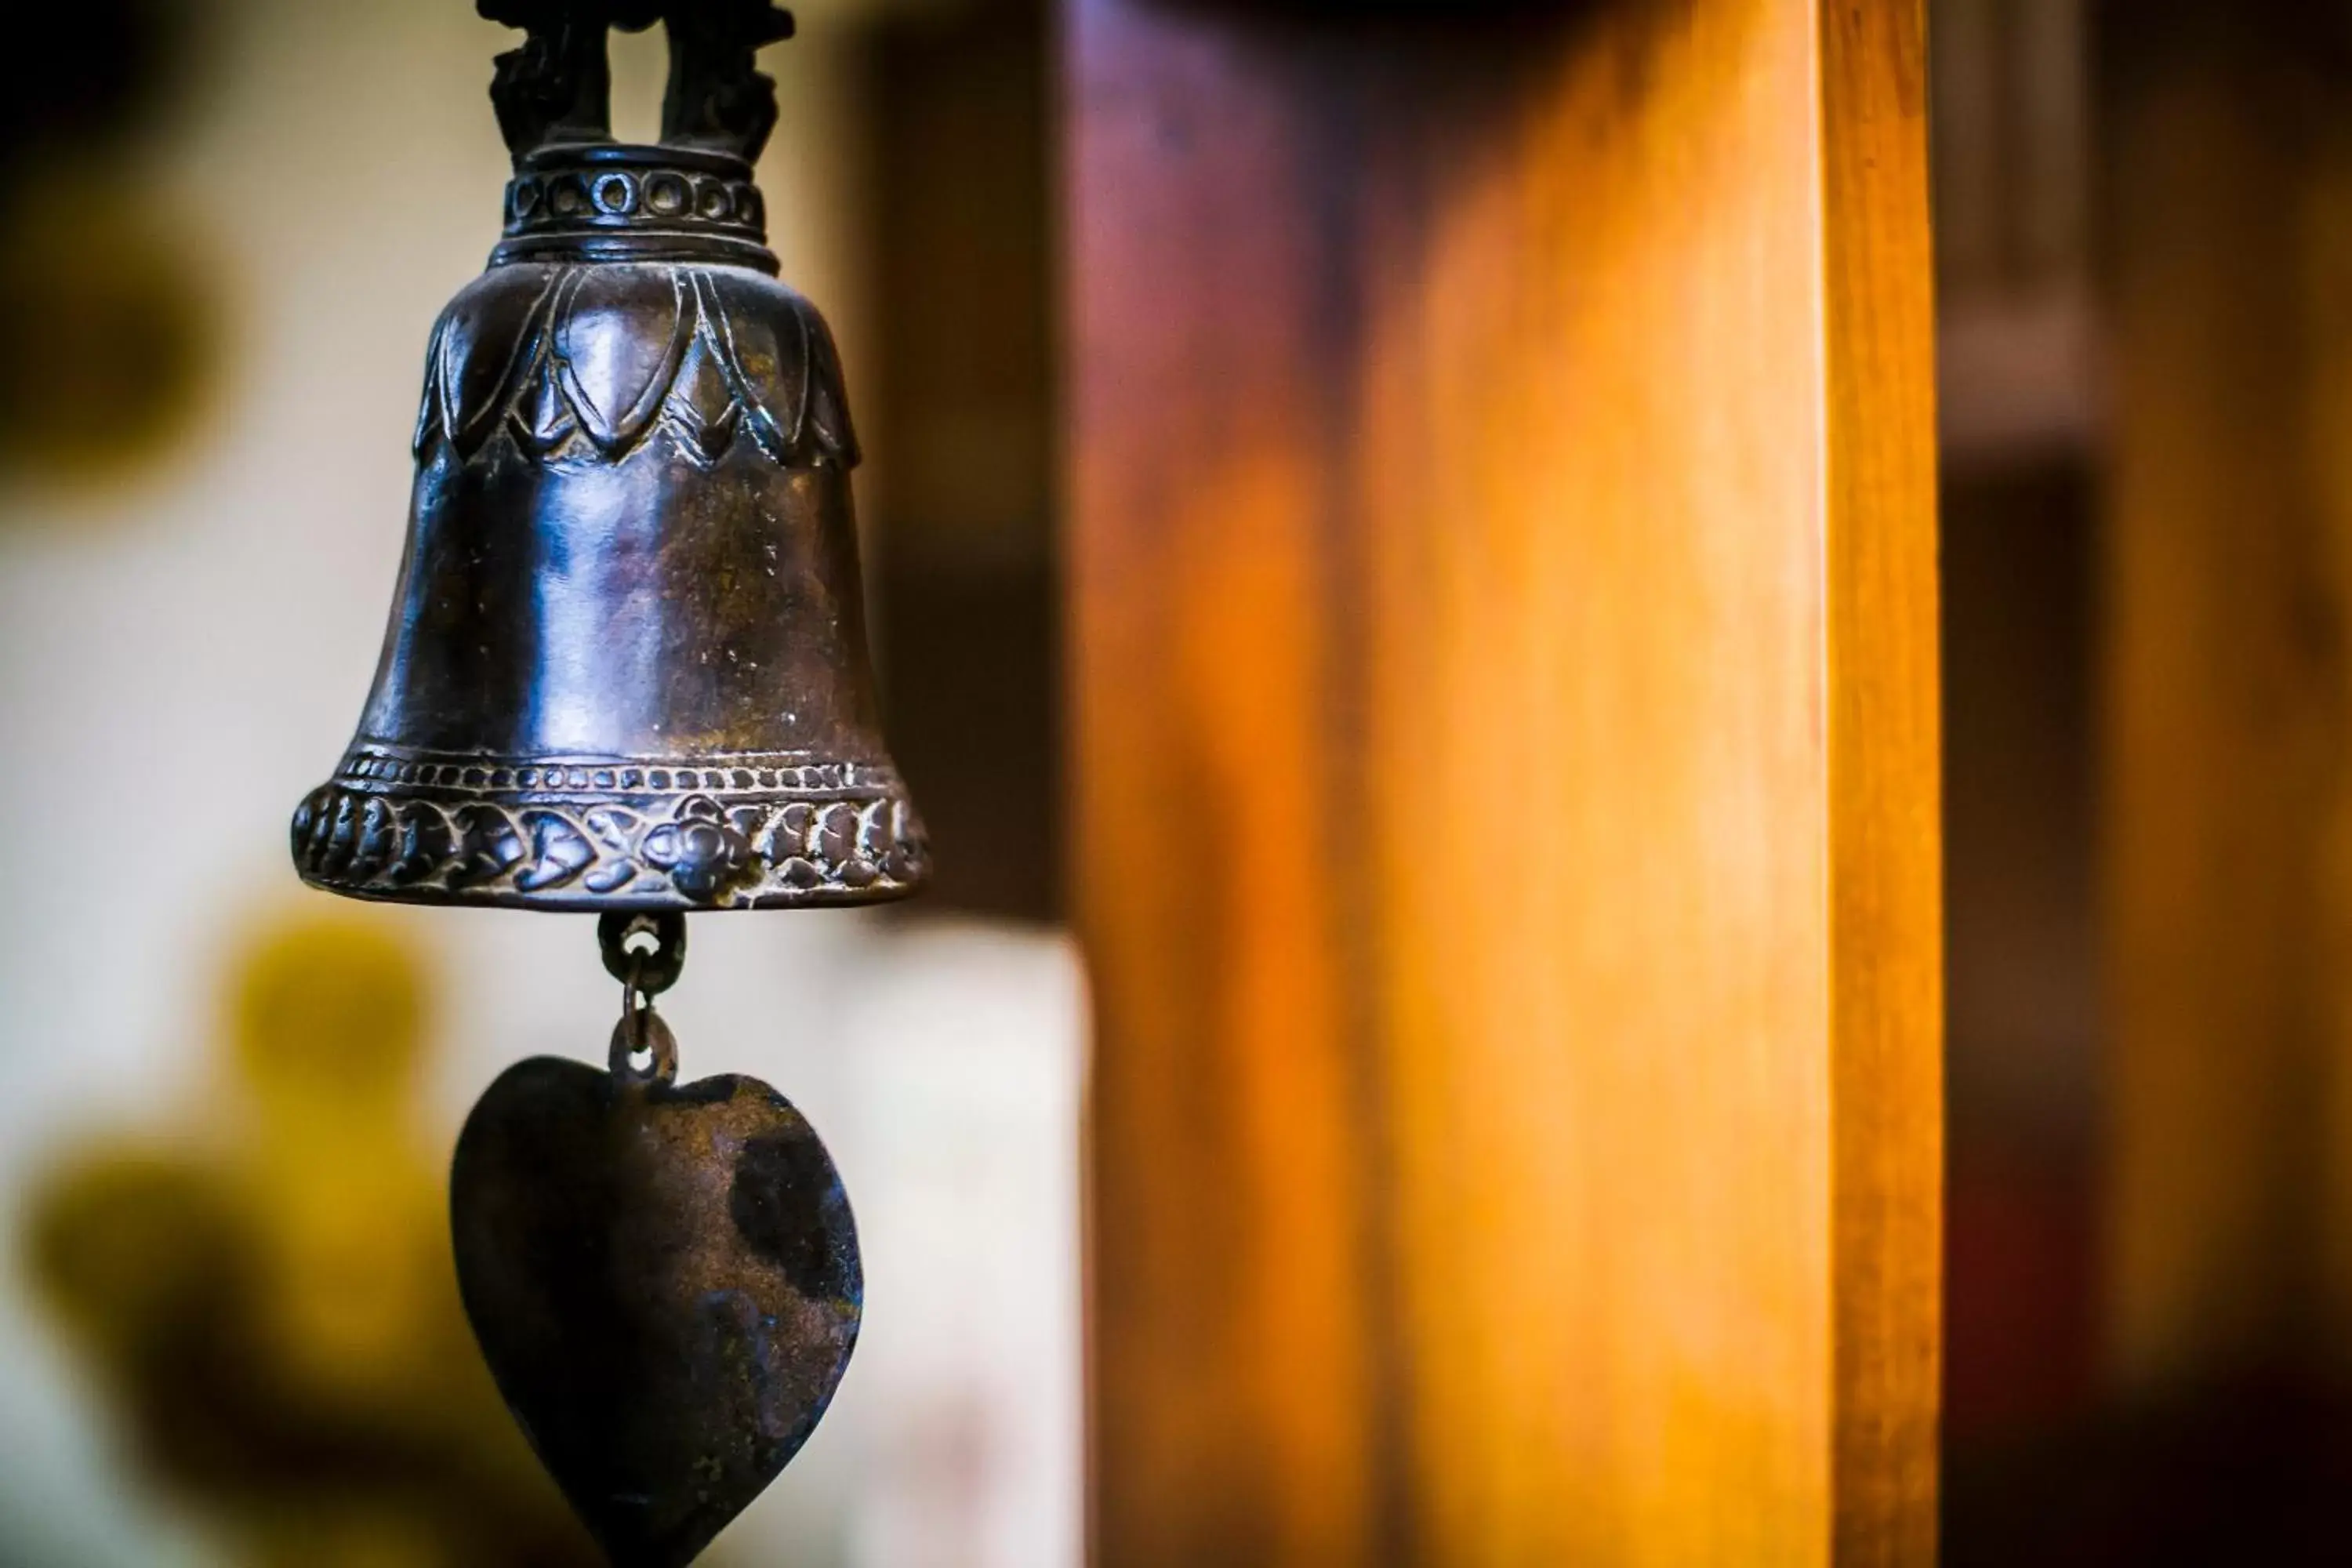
top-left (608, 1006), bottom-right (679, 1085)
top-left (599, 910), bottom-right (686, 996)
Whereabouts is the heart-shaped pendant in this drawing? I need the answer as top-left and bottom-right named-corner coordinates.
top-left (451, 1000), bottom-right (860, 1567)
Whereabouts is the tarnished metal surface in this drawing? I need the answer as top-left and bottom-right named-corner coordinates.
top-left (302, 9), bottom-right (901, 1562)
top-left (292, 0), bottom-right (925, 913)
top-left (450, 969), bottom-right (859, 1567)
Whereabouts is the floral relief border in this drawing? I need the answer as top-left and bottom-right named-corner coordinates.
top-left (292, 783), bottom-right (925, 907)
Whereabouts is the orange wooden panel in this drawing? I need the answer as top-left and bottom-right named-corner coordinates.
top-left (1069, 2), bottom-right (1940, 1562)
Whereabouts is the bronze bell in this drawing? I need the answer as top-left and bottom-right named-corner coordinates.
top-left (293, 0), bottom-right (925, 913)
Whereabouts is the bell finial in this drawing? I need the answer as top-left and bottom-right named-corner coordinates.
top-left (661, 1), bottom-right (797, 160)
top-left (480, 1), bottom-right (797, 165)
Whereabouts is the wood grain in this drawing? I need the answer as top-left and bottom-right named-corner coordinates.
top-left (1068, 2), bottom-right (1941, 1560)
top-left (1823, 2), bottom-right (1943, 1557)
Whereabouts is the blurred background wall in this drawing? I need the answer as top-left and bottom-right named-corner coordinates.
top-left (1935, 0), bottom-right (2102, 1466)
top-left (0, 2), bottom-right (1076, 1566)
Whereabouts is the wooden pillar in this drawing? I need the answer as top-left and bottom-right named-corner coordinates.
top-left (2099, 4), bottom-right (2350, 1398)
top-left (1067, 2), bottom-right (1942, 1562)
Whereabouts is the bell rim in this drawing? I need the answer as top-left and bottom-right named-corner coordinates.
top-left (289, 749), bottom-right (928, 913)
top-left (293, 875), bottom-right (925, 915)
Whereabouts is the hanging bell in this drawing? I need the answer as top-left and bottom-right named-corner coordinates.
top-left (292, 0), bottom-right (924, 913)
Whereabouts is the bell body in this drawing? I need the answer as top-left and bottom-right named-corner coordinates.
top-left (295, 144), bottom-right (926, 910)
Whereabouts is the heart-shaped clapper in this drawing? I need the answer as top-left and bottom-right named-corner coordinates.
top-left (450, 951), bottom-right (859, 1568)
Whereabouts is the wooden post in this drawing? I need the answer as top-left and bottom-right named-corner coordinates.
top-left (2100, 5), bottom-right (2347, 1399)
top-left (1067, 2), bottom-right (1942, 1561)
